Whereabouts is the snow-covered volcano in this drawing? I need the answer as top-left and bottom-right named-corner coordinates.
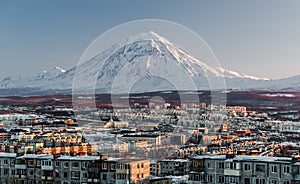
top-left (0, 31), bottom-right (298, 96)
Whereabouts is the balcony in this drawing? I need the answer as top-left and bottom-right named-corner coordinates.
top-left (88, 179), bottom-right (92, 182)
top-left (292, 174), bottom-right (300, 181)
top-left (224, 169), bottom-right (242, 176)
top-left (15, 164), bottom-right (27, 169)
top-left (116, 169), bottom-right (130, 174)
top-left (93, 179), bottom-right (100, 182)
top-left (41, 176), bottom-right (46, 180)
top-left (47, 176), bottom-right (53, 180)
top-left (41, 165), bottom-right (53, 170)
top-left (21, 175), bottom-right (27, 179)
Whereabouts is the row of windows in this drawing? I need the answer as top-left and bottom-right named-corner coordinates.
top-left (136, 173), bottom-right (144, 179)
top-left (55, 161), bottom-right (88, 169)
top-left (56, 171), bottom-right (88, 179)
top-left (191, 174), bottom-right (292, 184)
top-left (117, 174), bottom-right (128, 180)
top-left (102, 163), bottom-right (116, 170)
top-left (1, 159), bottom-right (14, 165)
top-left (102, 173), bottom-right (116, 180)
top-left (192, 160), bottom-right (292, 174)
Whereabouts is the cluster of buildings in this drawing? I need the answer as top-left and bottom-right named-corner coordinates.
top-left (0, 153), bottom-right (150, 184)
top-left (0, 103), bottom-right (299, 183)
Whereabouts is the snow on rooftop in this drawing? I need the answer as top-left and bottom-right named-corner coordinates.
top-left (56, 155), bottom-right (100, 161)
top-left (0, 152), bottom-right (17, 158)
top-left (235, 155), bottom-right (292, 163)
top-left (191, 154), bottom-right (227, 160)
top-left (18, 154), bottom-right (53, 160)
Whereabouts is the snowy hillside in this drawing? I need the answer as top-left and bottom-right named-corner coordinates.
top-left (0, 31), bottom-right (299, 95)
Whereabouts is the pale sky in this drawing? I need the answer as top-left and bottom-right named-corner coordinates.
top-left (0, 0), bottom-right (299, 80)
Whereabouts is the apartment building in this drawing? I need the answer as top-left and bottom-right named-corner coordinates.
top-left (189, 155), bottom-right (226, 184)
top-left (121, 134), bottom-right (161, 146)
top-left (116, 158), bottom-right (150, 184)
top-left (15, 154), bottom-right (54, 184)
top-left (87, 156), bottom-right (118, 184)
top-left (0, 153), bottom-right (17, 184)
top-left (158, 159), bottom-right (189, 177)
top-left (188, 154), bottom-right (298, 184)
top-left (54, 155), bottom-right (99, 184)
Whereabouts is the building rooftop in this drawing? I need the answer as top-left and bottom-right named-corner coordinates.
top-left (117, 158), bottom-right (150, 163)
top-left (191, 154), bottom-right (227, 160)
top-left (18, 154), bottom-right (53, 160)
top-left (160, 159), bottom-right (189, 163)
top-left (0, 152), bottom-right (17, 158)
top-left (234, 155), bottom-right (292, 163)
top-left (56, 155), bottom-right (100, 161)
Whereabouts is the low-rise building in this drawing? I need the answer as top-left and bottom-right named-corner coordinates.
top-left (0, 153), bottom-right (17, 184)
top-left (54, 155), bottom-right (99, 184)
top-left (116, 158), bottom-right (150, 184)
top-left (158, 159), bottom-right (189, 177)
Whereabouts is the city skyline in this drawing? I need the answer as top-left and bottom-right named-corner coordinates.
top-left (0, 1), bottom-right (300, 80)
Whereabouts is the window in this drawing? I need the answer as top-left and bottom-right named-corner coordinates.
top-left (244, 163), bottom-right (251, 171)
top-left (244, 178), bottom-right (250, 184)
top-left (207, 174), bottom-right (213, 182)
top-left (55, 172), bottom-right (60, 178)
top-left (4, 168), bottom-right (8, 175)
top-left (141, 173), bottom-right (144, 178)
top-left (218, 162), bottom-right (224, 169)
top-left (111, 163), bottom-right (116, 170)
top-left (83, 172), bottom-right (88, 179)
top-left (72, 162), bottom-right (79, 168)
top-left (55, 161), bottom-right (60, 167)
top-left (271, 165), bottom-right (278, 173)
top-left (71, 171), bottom-right (80, 179)
top-left (137, 163), bottom-right (140, 168)
top-left (102, 174), bottom-right (107, 180)
top-left (218, 176), bottom-right (225, 183)
top-left (117, 174), bottom-right (126, 180)
top-left (102, 163), bottom-right (107, 169)
top-left (64, 162), bottom-right (69, 168)
top-left (283, 181), bottom-right (290, 184)
top-left (271, 179), bottom-right (278, 184)
top-left (36, 170), bottom-right (41, 177)
top-left (64, 172), bottom-right (68, 178)
top-left (42, 160), bottom-right (52, 166)
top-left (82, 162), bottom-right (88, 169)
top-left (193, 160), bottom-right (198, 167)
top-left (137, 174), bottom-right (139, 179)
top-left (283, 166), bottom-right (290, 174)
top-left (256, 178), bottom-right (265, 184)
top-left (207, 161), bottom-right (212, 168)
top-left (256, 164), bottom-right (265, 172)
top-left (28, 160), bottom-right (34, 166)
top-left (141, 163), bottom-right (144, 168)
top-left (226, 162), bottom-right (238, 169)
top-left (225, 176), bottom-right (239, 183)
top-left (4, 159), bottom-right (8, 165)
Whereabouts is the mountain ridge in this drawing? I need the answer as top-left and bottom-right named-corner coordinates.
top-left (0, 31), bottom-right (299, 95)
